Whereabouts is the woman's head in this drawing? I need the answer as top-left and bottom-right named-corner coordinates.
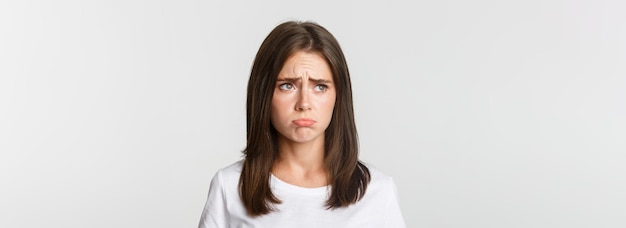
top-left (245, 20), bottom-right (356, 159)
top-left (241, 20), bottom-right (368, 216)
top-left (270, 50), bottom-right (336, 145)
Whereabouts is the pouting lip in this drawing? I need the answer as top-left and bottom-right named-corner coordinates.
top-left (292, 118), bottom-right (316, 127)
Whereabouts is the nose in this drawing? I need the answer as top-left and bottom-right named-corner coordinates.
top-left (295, 88), bottom-right (311, 111)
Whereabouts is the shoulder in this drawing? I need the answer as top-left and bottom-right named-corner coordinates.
top-left (360, 162), bottom-right (406, 227)
top-left (361, 161), bottom-right (395, 185)
top-left (211, 160), bottom-right (243, 188)
top-left (360, 161), bottom-right (399, 199)
top-left (216, 160), bottom-right (243, 176)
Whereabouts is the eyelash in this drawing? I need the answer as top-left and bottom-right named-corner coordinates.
top-left (278, 83), bottom-right (295, 90)
top-left (278, 83), bottom-right (329, 92)
top-left (314, 84), bottom-right (328, 92)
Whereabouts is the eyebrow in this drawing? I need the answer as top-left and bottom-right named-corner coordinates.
top-left (276, 77), bottom-right (332, 84)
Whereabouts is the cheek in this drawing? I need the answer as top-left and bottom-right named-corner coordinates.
top-left (271, 95), bottom-right (290, 122)
top-left (322, 93), bottom-right (337, 116)
top-left (272, 95), bottom-right (287, 109)
top-left (270, 101), bottom-right (280, 123)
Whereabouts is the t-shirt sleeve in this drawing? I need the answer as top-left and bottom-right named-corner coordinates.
top-left (198, 170), bottom-right (229, 228)
top-left (385, 178), bottom-right (406, 228)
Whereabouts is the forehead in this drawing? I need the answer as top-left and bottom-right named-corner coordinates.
top-left (278, 51), bottom-right (333, 80)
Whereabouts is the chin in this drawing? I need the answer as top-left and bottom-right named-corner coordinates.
top-left (287, 134), bottom-right (323, 144)
top-left (288, 137), bottom-right (314, 144)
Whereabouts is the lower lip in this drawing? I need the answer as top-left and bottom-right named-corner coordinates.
top-left (293, 119), bottom-right (315, 127)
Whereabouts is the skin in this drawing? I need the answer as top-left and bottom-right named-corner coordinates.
top-left (270, 51), bottom-right (336, 188)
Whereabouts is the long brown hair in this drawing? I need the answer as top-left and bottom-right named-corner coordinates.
top-left (240, 20), bottom-right (370, 216)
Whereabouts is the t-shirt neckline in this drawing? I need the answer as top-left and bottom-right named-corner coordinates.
top-left (269, 173), bottom-right (330, 196)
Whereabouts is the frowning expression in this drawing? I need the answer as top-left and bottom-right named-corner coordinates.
top-left (271, 51), bottom-right (336, 144)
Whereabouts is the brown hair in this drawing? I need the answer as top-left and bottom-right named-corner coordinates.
top-left (240, 20), bottom-right (370, 216)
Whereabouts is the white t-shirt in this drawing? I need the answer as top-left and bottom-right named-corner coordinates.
top-left (198, 160), bottom-right (406, 228)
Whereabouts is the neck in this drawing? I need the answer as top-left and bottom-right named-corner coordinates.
top-left (276, 134), bottom-right (325, 169)
top-left (272, 135), bottom-right (327, 187)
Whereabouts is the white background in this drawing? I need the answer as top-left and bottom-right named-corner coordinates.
top-left (1, 0), bottom-right (625, 227)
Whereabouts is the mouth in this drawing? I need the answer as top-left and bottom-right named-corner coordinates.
top-left (293, 118), bottom-right (316, 127)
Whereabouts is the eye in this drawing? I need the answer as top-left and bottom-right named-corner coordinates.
top-left (314, 84), bottom-right (328, 92)
top-left (278, 83), bottom-right (295, 91)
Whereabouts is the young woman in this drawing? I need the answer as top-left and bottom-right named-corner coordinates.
top-left (199, 20), bottom-right (405, 228)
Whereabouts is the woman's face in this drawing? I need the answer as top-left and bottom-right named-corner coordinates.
top-left (271, 51), bottom-right (336, 144)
